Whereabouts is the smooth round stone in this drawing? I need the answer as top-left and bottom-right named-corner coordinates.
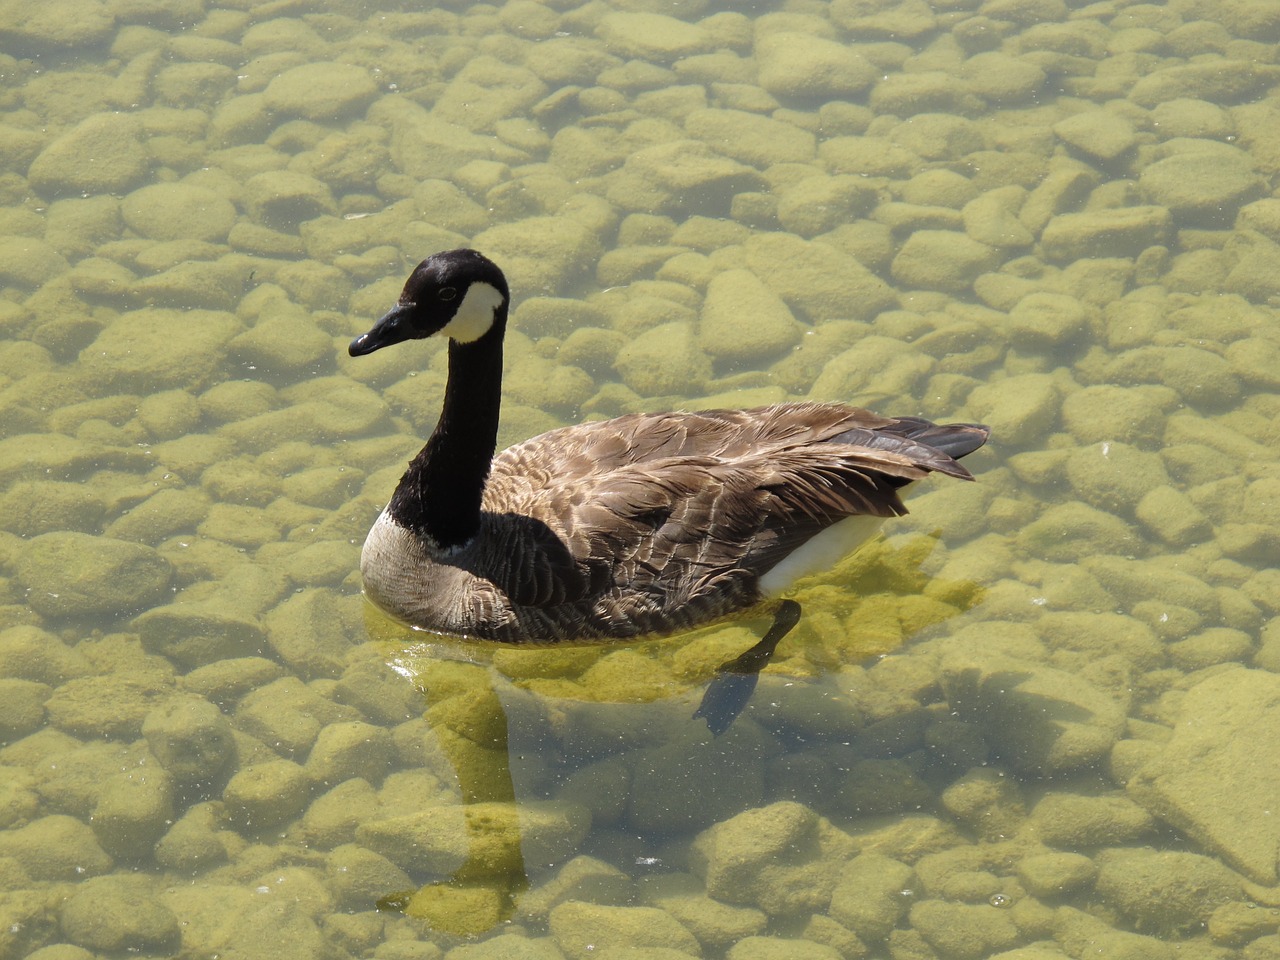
top-left (614, 320), bottom-right (713, 397)
top-left (596, 11), bottom-right (715, 62)
top-left (263, 62), bottom-right (378, 121)
top-left (142, 693), bottom-right (235, 784)
top-left (0, 0), bottom-right (113, 48)
top-left (224, 759), bottom-right (312, 831)
top-left (60, 874), bottom-right (180, 954)
top-left (756, 32), bottom-right (876, 100)
top-left (961, 51), bottom-right (1047, 104)
top-left (15, 531), bottom-right (173, 619)
top-left (0, 814), bottom-right (113, 881)
top-left (80, 308), bottom-right (243, 392)
top-left (121, 183), bottom-right (237, 242)
top-left (1151, 98), bottom-right (1234, 139)
top-left (1139, 146), bottom-right (1265, 225)
top-left (1053, 110), bottom-right (1137, 162)
top-left (1061, 384), bottom-right (1164, 446)
top-left (890, 230), bottom-right (1000, 293)
top-left (698, 269), bottom-right (801, 364)
top-left (1095, 850), bottom-right (1240, 935)
top-left (0, 235), bottom-right (70, 289)
top-left (28, 112), bottom-right (150, 196)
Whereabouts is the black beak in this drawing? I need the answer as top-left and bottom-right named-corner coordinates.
top-left (348, 303), bottom-right (416, 357)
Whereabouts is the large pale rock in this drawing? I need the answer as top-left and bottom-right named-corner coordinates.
top-left (698, 269), bottom-right (801, 365)
top-left (1128, 669), bottom-right (1280, 884)
top-left (28, 112), bottom-right (149, 196)
top-left (16, 532), bottom-right (173, 619)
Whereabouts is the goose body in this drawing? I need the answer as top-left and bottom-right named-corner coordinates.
top-left (350, 249), bottom-right (990, 648)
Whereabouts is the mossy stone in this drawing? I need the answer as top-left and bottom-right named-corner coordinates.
top-left (614, 321), bottom-right (712, 397)
top-left (1065, 441), bottom-right (1171, 514)
top-left (1095, 849), bottom-right (1241, 935)
top-left (16, 531), bottom-right (172, 619)
top-left (142, 693), bottom-right (235, 784)
top-left (60, 874), bottom-right (180, 953)
top-left (0, 814), bottom-right (113, 881)
top-left (1061, 384), bottom-right (1164, 447)
top-left (121, 182), bottom-right (237, 242)
top-left (224, 759), bottom-right (312, 831)
top-left (549, 902), bottom-right (700, 960)
top-left (29, 113), bottom-right (150, 196)
top-left (891, 230), bottom-right (1000, 293)
top-left (263, 62), bottom-right (378, 121)
top-left (698, 269), bottom-right (801, 365)
top-left (757, 33), bottom-right (876, 100)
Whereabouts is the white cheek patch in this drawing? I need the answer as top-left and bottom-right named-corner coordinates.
top-left (439, 281), bottom-right (504, 343)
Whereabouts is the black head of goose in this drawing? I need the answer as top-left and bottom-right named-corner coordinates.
top-left (349, 248), bottom-right (990, 733)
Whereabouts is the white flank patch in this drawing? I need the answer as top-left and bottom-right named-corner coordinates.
top-left (758, 513), bottom-right (888, 597)
top-left (439, 281), bottom-right (504, 343)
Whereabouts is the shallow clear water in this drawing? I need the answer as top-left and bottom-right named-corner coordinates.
top-left (1, 0), bottom-right (1279, 958)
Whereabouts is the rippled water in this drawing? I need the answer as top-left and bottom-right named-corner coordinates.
top-left (1, 0), bottom-right (1279, 958)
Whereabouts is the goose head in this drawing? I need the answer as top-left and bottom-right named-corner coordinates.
top-left (348, 248), bottom-right (510, 357)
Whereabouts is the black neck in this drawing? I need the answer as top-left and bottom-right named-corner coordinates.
top-left (388, 326), bottom-right (504, 549)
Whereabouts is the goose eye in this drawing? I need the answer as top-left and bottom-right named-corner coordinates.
top-left (439, 287), bottom-right (458, 301)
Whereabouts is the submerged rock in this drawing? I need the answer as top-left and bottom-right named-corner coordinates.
top-left (1128, 669), bottom-right (1280, 884)
top-left (16, 532), bottom-right (173, 620)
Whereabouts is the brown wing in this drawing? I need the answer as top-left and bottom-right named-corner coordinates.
top-left (471, 403), bottom-right (971, 630)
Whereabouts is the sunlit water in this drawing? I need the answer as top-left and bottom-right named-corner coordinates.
top-left (1, 0), bottom-right (1279, 958)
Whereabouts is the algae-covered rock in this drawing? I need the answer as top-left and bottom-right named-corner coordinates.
top-left (685, 108), bottom-right (816, 168)
top-left (1064, 441), bottom-right (1170, 515)
top-left (473, 215), bottom-right (601, 296)
top-left (121, 182), bottom-right (237, 242)
top-left (224, 759), bottom-right (312, 831)
top-left (596, 11), bottom-right (715, 62)
top-left (940, 650), bottom-right (1125, 776)
top-left (1060, 384), bottom-right (1165, 447)
top-left (1094, 848), bottom-right (1242, 935)
top-left (243, 170), bottom-right (338, 231)
top-left (699, 269), bottom-right (801, 365)
top-left (1139, 147), bottom-right (1265, 226)
top-left (154, 802), bottom-right (230, 874)
top-left (0, 814), bottom-right (113, 880)
top-left (135, 602), bottom-right (268, 668)
top-left (549, 902), bottom-right (700, 960)
top-left (80, 307), bottom-right (241, 392)
top-left (828, 852), bottom-right (915, 942)
top-left (303, 720), bottom-right (395, 788)
top-left (1027, 792), bottom-right (1154, 848)
top-left (16, 531), bottom-right (172, 620)
top-left (0, 480), bottom-right (105, 537)
top-left (891, 230), bottom-right (1000, 293)
top-left (756, 32), bottom-right (876, 100)
top-left (622, 139), bottom-right (763, 217)
top-left (1006, 292), bottom-right (1090, 348)
top-left (59, 873), bottom-right (180, 954)
top-left (1127, 669), bottom-right (1280, 884)
top-left (1053, 110), bottom-right (1136, 162)
top-left (743, 232), bottom-right (895, 323)
top-left (28, 112), bottom-right (149, 196)
top-left (727, 936), bottom-right (842, 960)
top-left (91, 758), bottom-right (175, 860)
top-left (965, 374), bottom-right (1059, 447)
top-left (690, 801), bottom-right (854, 916)
top-left (1128, 60), bottom-right (1279, 108)
top-left (263, 62), bottom-right (378, 121)
top-left (326, 842), bottom-right (414, 909)
top-left (357, 800), bottom-right (590, 878)
top-left (142, 693), bottom-right (235, 785)
top-left (236, 675), bottom-right (360, 758)
top-left (909, 900), bottom-right (1021, 959)
top-left (614, 321), bottom-right (712, 397)
top-left (1040, 207), bottom-right (1172, 262)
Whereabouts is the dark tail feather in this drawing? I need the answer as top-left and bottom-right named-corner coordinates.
top-left (884, 418), bottom-right (990, 462)
top-left (832, 418), bottom-right (990, 484)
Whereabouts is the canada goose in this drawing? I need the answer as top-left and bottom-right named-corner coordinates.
top-left (349, 249), bottom-right (989, 733)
